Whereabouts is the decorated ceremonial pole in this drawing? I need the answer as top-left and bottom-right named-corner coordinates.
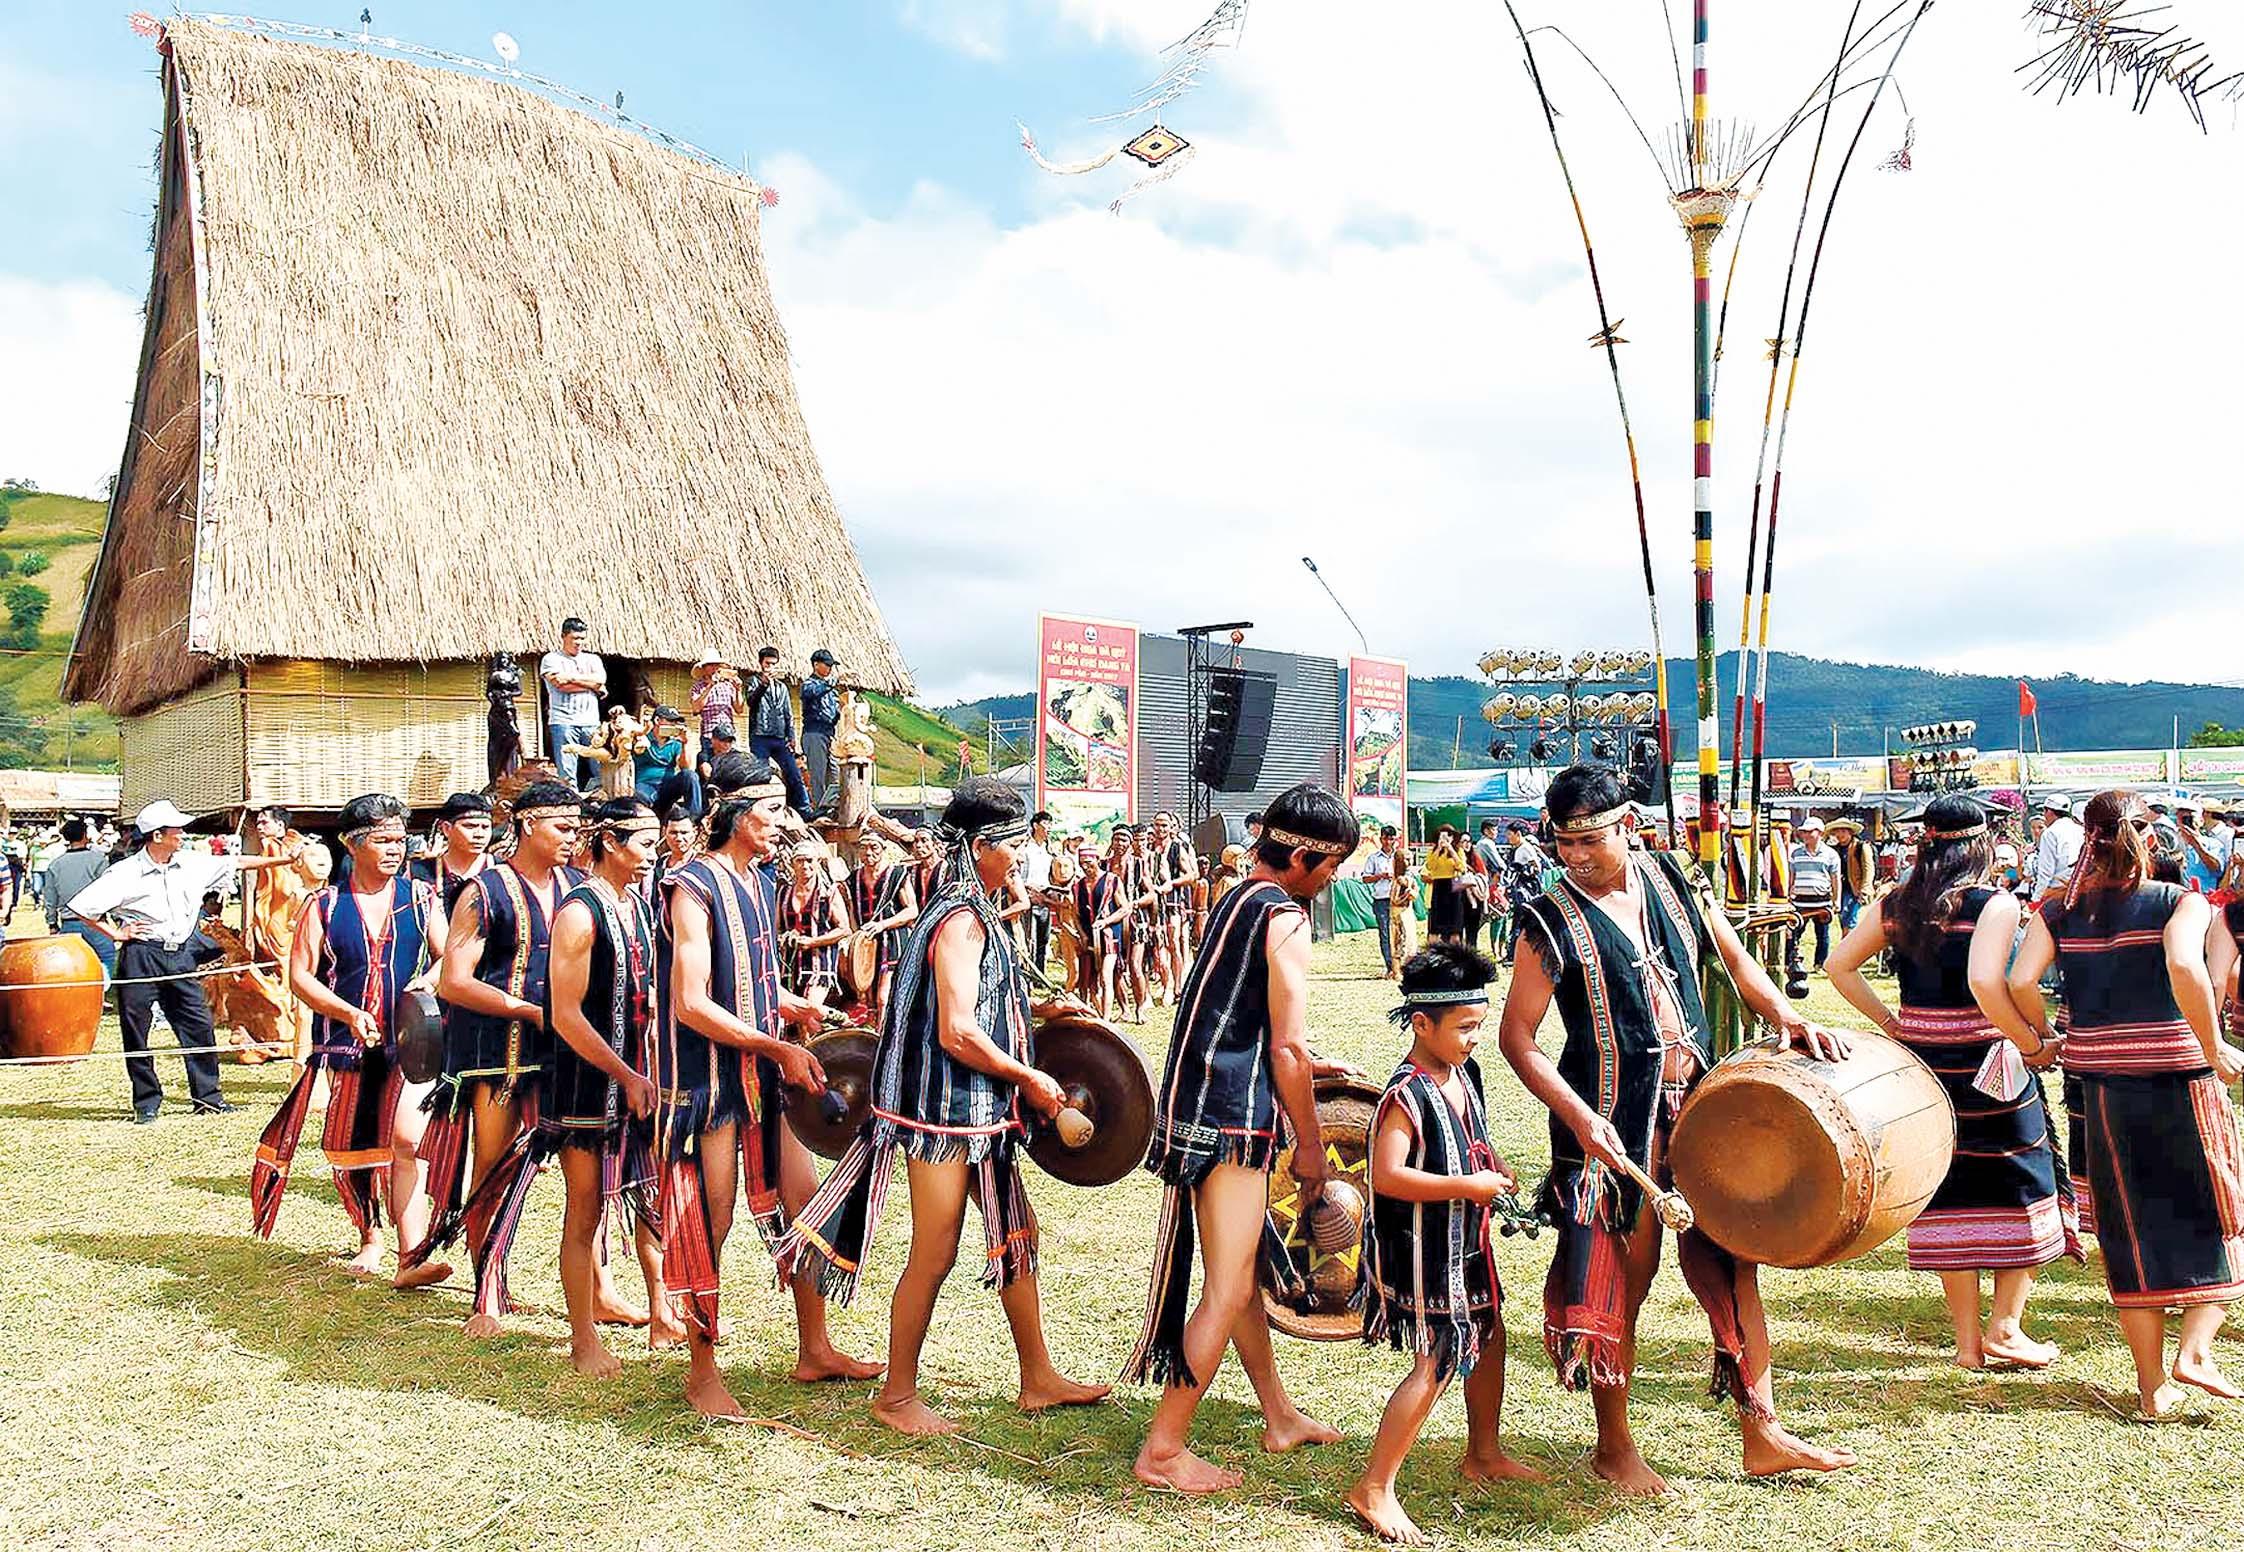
top-left (1734, 6), bottom-right (1858, 900)
top-left (1503, 2), bottom-right (1677, 849)
top-left (1744, 3), bottom-right (1931, 895)
top-left (1679, 0), bottom-right (1733, 879)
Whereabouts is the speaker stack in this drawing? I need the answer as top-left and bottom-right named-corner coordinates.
top-left (1193, 665), bottom-right (1278, 792)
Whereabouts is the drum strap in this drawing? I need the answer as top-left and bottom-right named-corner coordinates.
top-left (488, 866), bottom-right (537, 1090)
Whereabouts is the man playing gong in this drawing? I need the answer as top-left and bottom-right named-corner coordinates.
top-left (1126, 780), bottom-right (1360, 1494)
top-left (778, 777), bottom-right (1110, 1436)
top-left (1497, 764), bottom-right (1854, 1496)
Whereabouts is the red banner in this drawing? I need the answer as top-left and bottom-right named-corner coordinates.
top-left (1346, 655), bottom-right (1408, 831)
top-left (1035, 614), bottom-right (1138, 841)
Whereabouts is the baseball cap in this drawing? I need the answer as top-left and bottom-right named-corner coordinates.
top-left (810, 649), bottom-right (838, 667)
top-left (134, 799), bottom-right (193, 832)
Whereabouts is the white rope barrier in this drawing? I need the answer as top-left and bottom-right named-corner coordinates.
top-left (0, 1039), bottom-right (294, 1068)
top-left (0, 958), bottom-right (283, 992)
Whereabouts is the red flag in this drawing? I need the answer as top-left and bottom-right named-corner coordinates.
top-left (2017, 680), bottom-right (2038, 718)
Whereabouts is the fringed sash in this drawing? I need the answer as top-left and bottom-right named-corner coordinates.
top-left (775, 881), bottom-right (1037, 1308)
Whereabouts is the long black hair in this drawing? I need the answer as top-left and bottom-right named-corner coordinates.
top-left (1884, 793), bottom-right (1993, 965)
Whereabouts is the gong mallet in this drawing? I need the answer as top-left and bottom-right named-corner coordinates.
top-left (1608, 1154), bottom-right (1695, 1233)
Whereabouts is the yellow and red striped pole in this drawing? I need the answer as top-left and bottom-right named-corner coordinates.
top-left (1687, 0), bottom-right (1724, 877)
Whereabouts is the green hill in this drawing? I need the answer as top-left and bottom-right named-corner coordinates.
top-left (0, 486), bottom-right (116, 769)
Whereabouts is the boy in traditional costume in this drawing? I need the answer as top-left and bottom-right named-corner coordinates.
top-left (1497, 765), bottom-right (1854, 1495)
top-left (1127, 781), bottom-right (1359, 1495)
top-left (1349, 942), bottom-right (1542, 1545)
top-left (657, 753), bottom-right (881, 1419)
top-left (778, 778), bottom-right (1110, 1436)
top-left (545, 796), bottom-right (684, 1375)
top-left (252, 794), bottom-right (449, 1287)
top-left (408, 780), bottom-right (591, 1337)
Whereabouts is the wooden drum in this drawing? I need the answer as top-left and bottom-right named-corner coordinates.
top-left (0, 933), bottom-right (107, 1063)
top-left (1262, 1075), bottom-right (1382, 1341)
top-left (1668, 1029), bottom-right (1953, 1269)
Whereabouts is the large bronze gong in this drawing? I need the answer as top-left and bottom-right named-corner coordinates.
top-left (785, 1026), bottom-right (880, 1160)
top-left (1022, 1016), bottom-right (1155, 1188)
top-left (394, 986), bottom-right (445, 1085)
top-left (1261, 1075), bottom-right (1382, 1342)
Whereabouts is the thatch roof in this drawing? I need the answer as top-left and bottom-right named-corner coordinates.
top-left (69, 19), bottom-right (912, 715)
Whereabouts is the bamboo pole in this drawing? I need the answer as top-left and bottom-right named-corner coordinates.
top-left (1503, 2), bottom-right (1677, 848)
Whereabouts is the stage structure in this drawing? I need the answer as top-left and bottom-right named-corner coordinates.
top-left (1138, 632), bottom-right (1342, 845)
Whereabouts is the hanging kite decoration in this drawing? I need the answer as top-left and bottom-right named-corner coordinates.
top-left (1017, 0), bottom-right (1248, 212)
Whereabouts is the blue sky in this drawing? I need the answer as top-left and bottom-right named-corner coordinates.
top-left (4, 3), bottom-right (2241, 704)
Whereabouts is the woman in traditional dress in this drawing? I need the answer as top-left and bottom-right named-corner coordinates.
top-left (1826, 794), bottom-right (2079, 1370)
top-left (1984, 789), bottom-right (2244, 1419)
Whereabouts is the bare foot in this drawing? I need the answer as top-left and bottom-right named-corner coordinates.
top-left (341, 1246), bottom-right (385, 1278)
top-left (2172, 1358), bottom-right (2243, 1400)
top-left (1133, 1444), bottom-right (1242, 1495)
top-left (1981, 1330), bottom-right (2059, 1370)
top-left (1261, 1410), bottom-right (1342, 1453)
top-left (687, 1371), bottom-right (747, 1420)
top-left (571, 1341), bottom-right (623, 1379)
top-left (648, 1312), bottom-right (690, 1352)
top-left (1592, 1445), bottom-right (1669, 1497)
top-left (392, 1260), bottom-right (451, 1291)
top-left (1742, 1425), bottom-right (1857, 1478)
top-left (794, 1349), bottom-right (886, 1383)
top-left (2138, 1381), bottom-right (2190, 1421)
top-left (462, 1312), bottom-right (504, 1340)
top-left (593, 1295), bottom-right (650, 1328)
top-left (1018, 1374), bottom-right (1113, 1412)
top-left (1345, 1481), bottom-right (1425, 1545)
top-left (1461, 1449), bottom-right (1546, 1484)
top-left (871, 1390), bottom-right (961, 1437)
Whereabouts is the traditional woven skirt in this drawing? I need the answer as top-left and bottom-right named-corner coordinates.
top-left (2063, 1069), bottom-right (2097, 1238)
top-left (1895, 1009), bottom-right (2080, 1271)
top-left (2078, 1069), bottom-right (2244, 1308)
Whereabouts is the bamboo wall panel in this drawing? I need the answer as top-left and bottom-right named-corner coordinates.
top-left (242, 659), bottom-right (542, 809)
top-left (120, 677), bottom-right (247, 815)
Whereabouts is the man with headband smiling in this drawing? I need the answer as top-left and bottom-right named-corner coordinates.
top-left (406, 779), bottom-right (589, 1338)
top-left (779, 776), bottom-right (1110, 1437)
top-left (1127, 780), bottom-right (1361, 1495)
top-left (251, 792), bottom-right (449, 1288)
top-left (1498, 764), bottom-right (1852, 1496)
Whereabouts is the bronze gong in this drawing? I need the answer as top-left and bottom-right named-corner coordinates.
top-left (394, 986), bottom-right (445, 1085)
top-left (786, 1026), bottom-right (879, 1160)
top-left (1261, 1074), bottom-right (1382, 1342)
top-left (1022, 1016), bottom-right (1155, 1188)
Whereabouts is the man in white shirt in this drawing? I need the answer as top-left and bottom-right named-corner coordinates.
top-left (1361, 825), bottom-right (1399, 978)
top-left (2028, 793), bottom-right (2084, 904)
top-left (1019, 810), bottom-right (1056, 970)
top-left (539, 615), bottom-right (607, 794)
top-left (2176, 803), bottom-right (2229, 892)
top-left (1785, 816), bottom-right (1841, 974)
top-left (68, 799), bottom-right (307, 1122)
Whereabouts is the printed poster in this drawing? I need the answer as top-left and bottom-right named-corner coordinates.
top-left (1036, 613), bottom-right (1138, 842)
top-left (1346, 655), bottom-right (1408, 832)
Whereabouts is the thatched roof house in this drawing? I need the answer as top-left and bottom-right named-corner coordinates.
top-left (69, 19), bottom-right (909, 811)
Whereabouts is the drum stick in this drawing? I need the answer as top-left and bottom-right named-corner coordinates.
top-left (1055, 1106), bottom-right (1094, 1148)
top-left (1608, 1153), bottom-right (1696, 1233)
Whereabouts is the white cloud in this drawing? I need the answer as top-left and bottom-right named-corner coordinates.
top-left (772, 2), bottom-right (2244, 703)
top-left (898, 0), bottom-right (1012, 62)
top-left (0, 274), bottom-right (142, 498)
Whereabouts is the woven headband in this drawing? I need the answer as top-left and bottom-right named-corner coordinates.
top-left (1921, 822), bottom-right (1986, 841)
top-left (1402, 987), bottom-right (1491, 1007)
top-left (713, 782), bottom-right (787, 805)
top-left (1262, 824), bottom-right (1352, 856)
top-left (512, 804), bottom-right (582, 826)
top-left (1552, 803), bottom-right (1631, 835)
top-left (937, 815), bottom-right (1032, 847)
top-left (340, 820), bottom-right (408, 846)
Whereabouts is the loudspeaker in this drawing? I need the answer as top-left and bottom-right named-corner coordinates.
top-left (1191, 812), bottom-right (1239, 860)
top-left (1194, 667), bottom-right (1278, 792)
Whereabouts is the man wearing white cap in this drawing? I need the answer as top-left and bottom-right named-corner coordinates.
top-left (2027, 793), bottom-right (2083, 905)
top-left (66, 799), bottom-right (309, 1122)
top-left (1785, 816), bottom-right (1841, 975)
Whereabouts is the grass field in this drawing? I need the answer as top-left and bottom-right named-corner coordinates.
top-left (2, 915), bottom-right (2239, 1552)
top-left (0, 488), bottom-right (119, 767)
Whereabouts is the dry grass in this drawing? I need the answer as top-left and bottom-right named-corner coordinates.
top-left (72, 19), bottom-right (911, 716)
top-left (2, 914), bottom-right (2239, 1552)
